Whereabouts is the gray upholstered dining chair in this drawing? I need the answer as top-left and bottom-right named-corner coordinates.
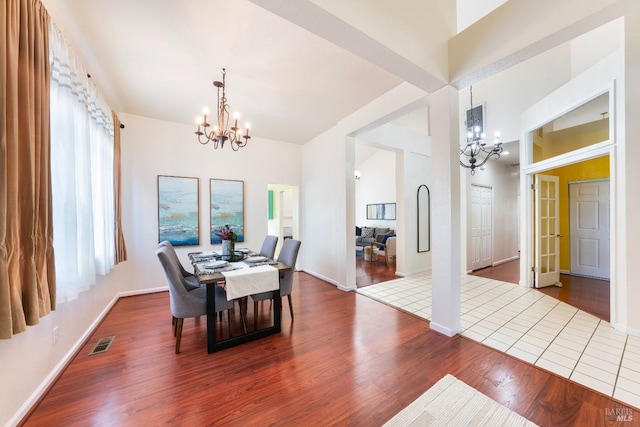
top-left (156, 246), bottom-right (235, 353)
top-left (158, 240), bottom-right (199, 290)
top-left (251, 239), bottom-right (301, 329)
top-left (259, 235), bottom-right (278, 259)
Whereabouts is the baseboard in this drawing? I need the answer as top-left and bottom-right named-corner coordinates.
top-left (626, 326), bottom-right (640, 338)
top-left (11, 287), bottom-right (172, 426)
top-left (10, 293), bottom-right (120, 427)
top-left (492, 256), bottom-right (520, 267)
top-left (301, 269), bottom-right (339, 287)
top-left (611, 323), bottom-right (640, 338)
top-left (394, 267), bottom-right (432, 278)
top-left (429, 321), bottom-right (462, 337)
top-left (119, 286), bottom-right (167, 297)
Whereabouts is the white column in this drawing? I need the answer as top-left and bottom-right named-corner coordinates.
top-left (343, 136), bottom-right (357, 291)
top-left (429, 86), bottom-right (462, 336)
top-left (621, 10), bottom-right (640, 334)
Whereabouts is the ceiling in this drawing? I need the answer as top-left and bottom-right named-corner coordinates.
top-left (42, 0), bottom-right (405, 144)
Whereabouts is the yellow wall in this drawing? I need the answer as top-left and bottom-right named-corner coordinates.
top-left (542, 155), bottom-right (609, 271)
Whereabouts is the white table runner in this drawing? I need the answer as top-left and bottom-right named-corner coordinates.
top-left (222, 263), bottom-right (279, 301)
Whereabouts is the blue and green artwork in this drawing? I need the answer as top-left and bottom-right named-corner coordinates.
top-left (158, 175), bottom-right (199, 246)
top-left (210, 179), bottom-right (244, 243)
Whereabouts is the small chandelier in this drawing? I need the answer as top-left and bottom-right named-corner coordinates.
top-left (460, 86), bottom-right (502, 175)
top-left (195, 68), bottom-right (251, 151)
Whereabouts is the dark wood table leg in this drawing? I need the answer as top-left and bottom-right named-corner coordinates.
top-left (204, 269), bottom-right (286, 353)
top-left (273, 290), bottom-right (282, 332)
top-left (206, 282), bottom-right (217, 354)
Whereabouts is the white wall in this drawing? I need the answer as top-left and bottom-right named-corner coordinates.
top-left (310, 0), bottom-right (454, 82)
top-left (0, 264), bottom-right (122, 426)
top-left (355, 120), bottom-right (432, 277)
top-left (118, 113), bottom-right (302, 292)
top-left (300, 126), bottom-right (349, 287)
top-left (464, 161), bottom-right (520, 271)
top-left (0, 113), bottom-right (303, 426)
top-left (301, 83), bottom-right (428, 289)
top-left (355, 149), bottom-right (397, 229)
top-left (456, 0), bottom-right (508, 32)
top-left (622, 9), bottom-right (640, 336)
top-left (459, 19), bottom-right (621, 146)
top-left (519, 47), bottom-right (629, 329)
top-left (399, 151), bottom-right (433, 276)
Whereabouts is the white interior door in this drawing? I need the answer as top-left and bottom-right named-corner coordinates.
top-left (471, 185), bottom-right (492, 271)
top-left (570, 180), bottom-right (610, 279)
top-left (535, 174), bottom-right (560, 288)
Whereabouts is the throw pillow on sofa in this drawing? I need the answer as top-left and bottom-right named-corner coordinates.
top-left (381, 234), bottom-right (396, 244)
top-left (361, 227), bottom-right (374, 238)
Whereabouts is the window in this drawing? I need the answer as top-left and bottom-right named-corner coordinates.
top-left (49, 23), bottom-right (116, 301)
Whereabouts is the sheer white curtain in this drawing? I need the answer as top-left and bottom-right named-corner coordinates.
top-left (49, 23), bottom-right (115, 302)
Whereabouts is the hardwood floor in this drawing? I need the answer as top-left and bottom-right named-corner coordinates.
top-left (356, 254), bottom-right (397, 288)
top-left (469, 259), bottom-right (521, 283)
top-left (22, 272), bottom-right (630, 426)
top-left (471, 259), bottom-right (611, 322)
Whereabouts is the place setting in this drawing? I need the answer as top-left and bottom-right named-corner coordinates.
top-left (194, 259), bottom-right (242, 275)
top-left (243, 255), bottom-right (277, 267)
top-left (188, 251), bottom-right (218, 262)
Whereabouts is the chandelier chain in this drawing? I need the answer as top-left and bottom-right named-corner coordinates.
top-left (195, 68), bottom-right (251, 151)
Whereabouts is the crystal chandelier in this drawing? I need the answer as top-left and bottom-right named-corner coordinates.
top-left (460, 86), bottom-right (502, 175)
top-left (195, 68), bottom-right (251, 150)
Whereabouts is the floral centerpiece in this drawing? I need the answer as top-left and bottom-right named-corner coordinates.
top-left (216, 225), bottom-right (237, 256)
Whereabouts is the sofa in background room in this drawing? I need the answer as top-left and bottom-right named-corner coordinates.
top-left (355, 226), bottom-right (395, 249)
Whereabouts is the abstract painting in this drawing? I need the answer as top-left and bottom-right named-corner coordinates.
top-left (157, 175), bottom-right (199, 246)
top-left (366, 202), bottom-right (396, 220)
top-left (210, 179), bottom-right (244, 243)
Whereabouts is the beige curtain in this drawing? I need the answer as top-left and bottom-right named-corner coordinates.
top-left (113, 113), bottom-right (127, 264)
top-left (0, 0), bottom-right (55, 338)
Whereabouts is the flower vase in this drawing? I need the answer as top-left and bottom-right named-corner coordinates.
top-left (222, 239), bottom-right (235, 257)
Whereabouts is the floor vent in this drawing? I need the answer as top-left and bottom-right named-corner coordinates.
top-left (89, 336), bottom-right (115, 355)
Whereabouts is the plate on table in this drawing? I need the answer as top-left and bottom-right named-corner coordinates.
top-left (245, 256), bottom-right (267, 263)
top-left (202, 260), bottom-right (228, 269)
top-left (237, 248), bottom-right (250, 253)
top-left (193, 251), bottom-right (216, 259)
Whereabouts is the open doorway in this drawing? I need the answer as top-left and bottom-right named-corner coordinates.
top-left (532, 157), bottom-right (610, 282)
top-left (354, 146), bottom-right (398, 287)
top-left (267, 184), bottom-right (298, 256)
top-left (529, 156), bottom-right (611, 320)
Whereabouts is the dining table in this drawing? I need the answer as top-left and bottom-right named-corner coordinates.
top-left (190, 250), bottom-right (292, 353)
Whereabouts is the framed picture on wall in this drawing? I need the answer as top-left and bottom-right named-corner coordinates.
top-left (210, 179), bottom-right (245, 243)
top-left (157, 175), bottom-right (200, 246)
top-left (366, 202), bottom-right (396, 220)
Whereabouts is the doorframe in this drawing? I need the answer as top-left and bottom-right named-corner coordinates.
top-left (266, 184), bottom-right (299, 256)
top-left (520, 145), bottom-right (616, 318)
top-left (519, 77), bottom-right (617, 325)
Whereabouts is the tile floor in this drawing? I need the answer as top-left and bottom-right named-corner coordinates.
top-left (357, 272), bottom-right (640, 409)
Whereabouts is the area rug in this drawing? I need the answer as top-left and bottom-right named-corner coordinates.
top-left (384, 374), bottom-right (538, 426)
